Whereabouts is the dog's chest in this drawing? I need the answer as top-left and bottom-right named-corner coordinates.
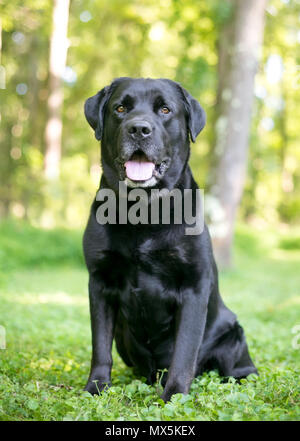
top-left (114, 242), bottom-right (186, 332)
top-left (97, 235), bottom-right (196, 341)
top-left (119, 269), bottom-right (177, 343)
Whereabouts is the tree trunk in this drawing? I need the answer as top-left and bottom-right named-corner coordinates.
top-left (28, 36), bottom-right (41, 148)
top-left (44, 0), bottom-right (70, 179)
top-left (0, 18), bottom-right (5, 90)
top-left (209, 0), bottom-right (267, 268)
top-left (278, 79), bottom-right (293, 195)
top-left (0, 18), bottom-right (2, 64)
top-left (208, 1), bottom-right (235, 187)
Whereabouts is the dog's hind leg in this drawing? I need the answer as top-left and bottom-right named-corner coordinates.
top-left (228, 339), bottom-right (258, 379)
top-left (203, 322), bottom-right (258, 379)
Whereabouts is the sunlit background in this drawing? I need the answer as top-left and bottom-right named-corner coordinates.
top-left (0, 0), bottom-right (299, 266)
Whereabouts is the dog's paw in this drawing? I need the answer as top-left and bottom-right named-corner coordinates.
top-left (161, 381), bottom-right (188, 403)
top-left (84, 378), bottom-right (111, 395)
top-left (160, 389), bottom-right (173, 403)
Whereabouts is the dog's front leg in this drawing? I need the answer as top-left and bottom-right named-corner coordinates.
top-left (161, 281), bottom-right (210, 402)
top-left (84, 275), bottom-right (117, 395)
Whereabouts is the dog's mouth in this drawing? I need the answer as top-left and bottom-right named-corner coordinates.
top-left (120, 150), bottom-right (170, 186)
top-left (125, 151), bottom-right (155, 181)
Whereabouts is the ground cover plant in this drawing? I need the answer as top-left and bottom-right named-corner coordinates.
top-left (0, 221), bottom-right (299, 421)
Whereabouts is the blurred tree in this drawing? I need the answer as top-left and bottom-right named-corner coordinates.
top-left (44, 0), bottom-right (70, 179)
top-left (0, 0), bottom-right (299, 232)
top-left (209, 0), bottom-right (267, 267)
top-left (0, 18), bottom-right (2, 62)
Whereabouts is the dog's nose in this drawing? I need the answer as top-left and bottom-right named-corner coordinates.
top-left (127, 121), bottom-right (152, 139)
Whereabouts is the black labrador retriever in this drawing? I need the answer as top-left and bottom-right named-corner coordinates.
top-left (83, 77), bottom-right (257, 402)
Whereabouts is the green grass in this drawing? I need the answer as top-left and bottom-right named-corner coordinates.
top-left (0, 221), bottom-right (299, 421)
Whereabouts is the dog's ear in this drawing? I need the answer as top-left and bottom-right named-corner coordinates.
top-left (84, 86), bottom-right (110, 141)
top-left (177, 84), bottom-right (206, 143)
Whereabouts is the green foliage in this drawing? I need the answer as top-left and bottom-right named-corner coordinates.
top-left (1, 0), bottom-right (299, 226)
top-left (279, 235), bottom-right (300, 250)
top-left (0, 220), bottom-right (84, 272)
top-left (278, 198), bottom-right (300, 224)
top-left (242, 0), bottom-right (300, 224)
top-left (0, 222), bottom-right (299, 420)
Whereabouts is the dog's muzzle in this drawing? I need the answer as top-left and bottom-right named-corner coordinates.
top-left (114, 150), bottom-right (171, 188)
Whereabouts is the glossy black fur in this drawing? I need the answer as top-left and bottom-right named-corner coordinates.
top-left (83, 78), bottom-right (257, 402)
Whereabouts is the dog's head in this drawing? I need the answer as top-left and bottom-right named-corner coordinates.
top-left (85, 77), bottom-right (205, 189)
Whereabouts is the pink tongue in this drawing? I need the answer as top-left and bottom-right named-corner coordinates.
top-left (125, 160), bottom-right (155, 181)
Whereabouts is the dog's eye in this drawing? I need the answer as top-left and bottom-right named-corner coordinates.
top-left (116, 105), bottom-right (126, 113)
top-left (160, 106), bottom-right (170, 114)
